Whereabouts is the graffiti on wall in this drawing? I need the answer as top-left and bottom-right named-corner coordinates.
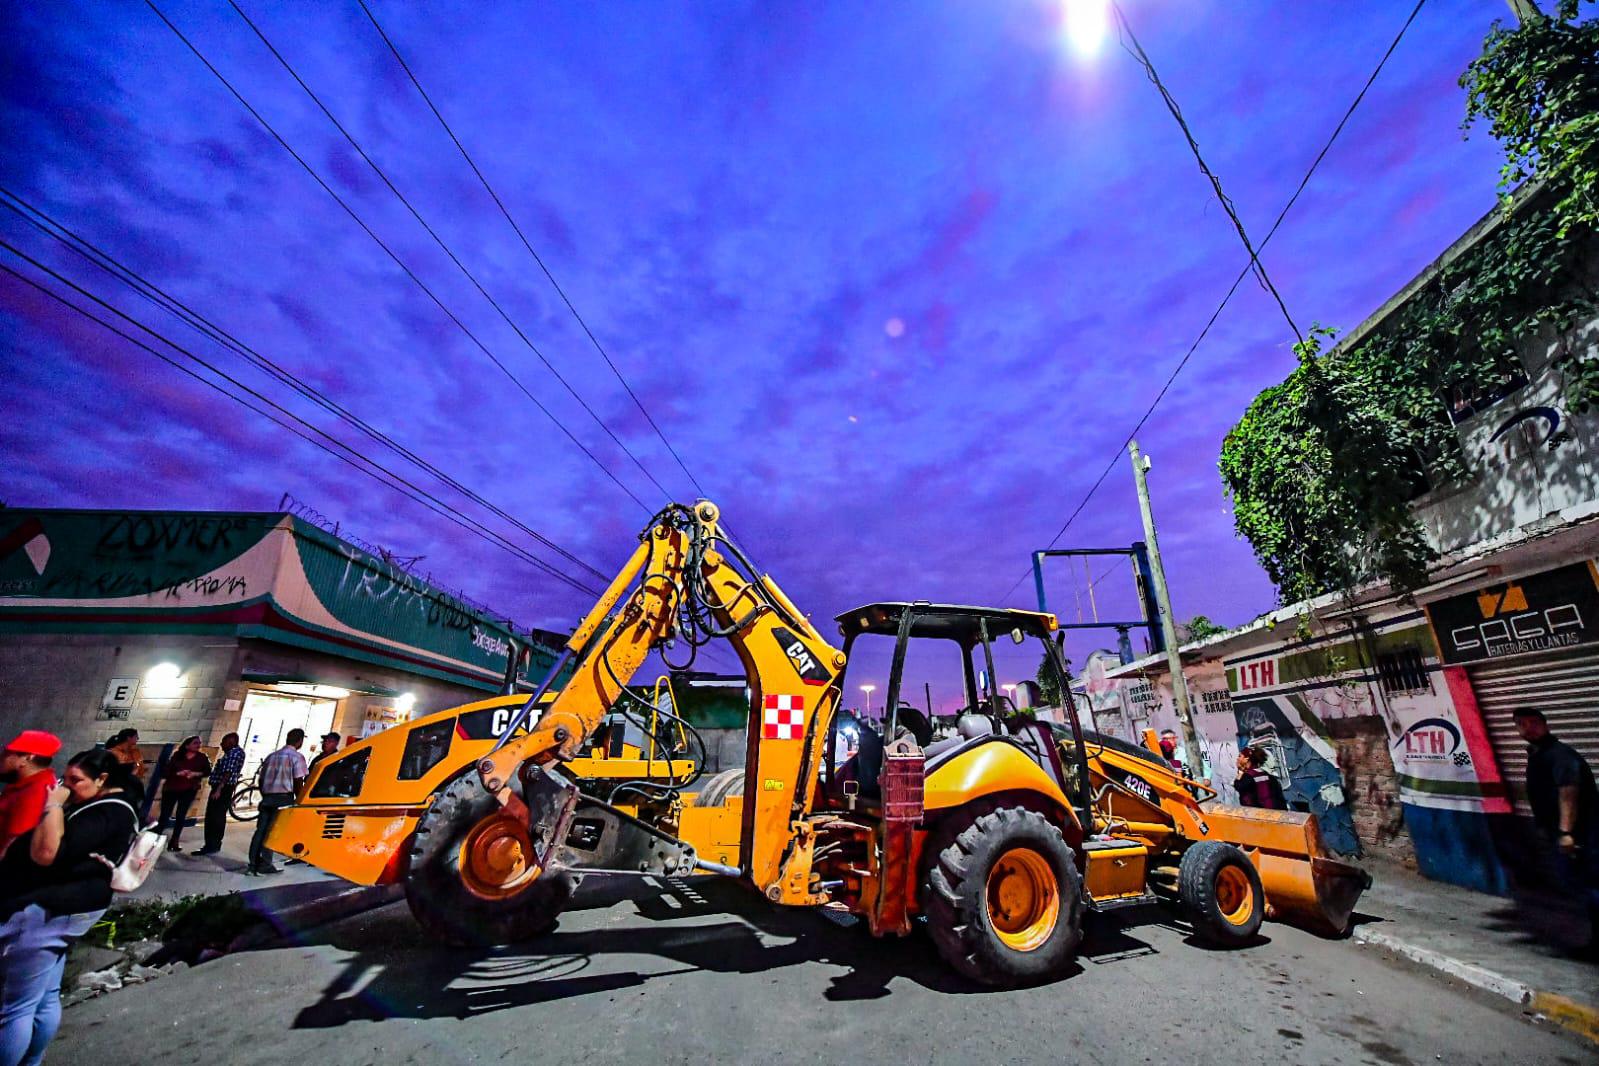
top-left (1233, 695), bottom-right (1361, 856)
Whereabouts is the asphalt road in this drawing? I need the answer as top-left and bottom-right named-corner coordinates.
top-left (54, 877), bottom-right (1590, 1065)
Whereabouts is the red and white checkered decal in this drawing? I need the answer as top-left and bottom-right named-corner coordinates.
top-left (762, 693), bottom-right (805, 740)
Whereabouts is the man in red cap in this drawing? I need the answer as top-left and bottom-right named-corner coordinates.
top-left (0, 730), bottom-right (61, 860)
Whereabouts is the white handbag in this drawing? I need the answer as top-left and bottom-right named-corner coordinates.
top-left (75, 797), bottom-right (160, 893)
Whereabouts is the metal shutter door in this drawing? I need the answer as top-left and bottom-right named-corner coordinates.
top-left (1468, 644), bottom-right (1599, 818)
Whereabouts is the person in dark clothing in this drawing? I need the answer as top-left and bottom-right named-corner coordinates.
top-left (154, 735), bottom-right (211, 853)
top-left (0, 749), bottom-right (139, 1065)
top-left (307, 733), bottom-right (342, 777)
top-left (1513, 707), bottom-right (1598, 959)
top-left (197, 732), bottom-right (244, 856)
top-left (1234, 746), bottom-right (1286, 809)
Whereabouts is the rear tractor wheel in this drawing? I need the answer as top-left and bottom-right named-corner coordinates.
top-left (405, 770), bottom-right (574, 947)
top-left (1177, 841), bottom-right (1264, 946)
top-left (923, 805), bottom-right (1084, 987)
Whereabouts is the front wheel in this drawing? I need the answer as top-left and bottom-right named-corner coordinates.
top-left (1178, 841), bottom-right (1264, 946)
top-left (923, 805), bottom-right (1084, 987)
top-left (405, 771), bottom-right (574, 947)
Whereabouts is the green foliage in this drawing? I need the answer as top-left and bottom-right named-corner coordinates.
top-left (84, 893), bottom-right (255, 951)
top-left (1462, 1), bottom-right (1599, 238)
top-left (1462, 0), bottom-right (1599, 411)
top-left (1035, 646), bottom-right (1065, 707)
top-left (1222, 5), bottom-right (1599, 606)
top-left (1221, 328), bottom-right (1438, 604)
top-left (1179, 614), bottom-right (1227, 643)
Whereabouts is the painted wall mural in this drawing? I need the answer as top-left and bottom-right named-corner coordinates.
top-left (1232, 694), bottom-right (1361, 856)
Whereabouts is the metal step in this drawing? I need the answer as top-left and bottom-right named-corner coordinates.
top-left (1087, 891), bottom-right (1161, 913)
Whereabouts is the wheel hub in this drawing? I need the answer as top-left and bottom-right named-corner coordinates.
top-left (1216, 864), bottom-right (1254, 925)
top-left (985, 847), bottom-right (1060, 952)
top-left (458, 812), bottom-right (542, 900)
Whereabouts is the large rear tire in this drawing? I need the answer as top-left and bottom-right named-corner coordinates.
top-left (1178, 841), bottom-right (1264, 946)
top-left (923, 805), bottom-right (1084, 987)
top-left (691, 768), bottom-right (745, 807)
top-left (405, 771), bottom-right (574, 947)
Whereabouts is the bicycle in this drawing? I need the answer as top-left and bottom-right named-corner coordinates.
top-left (229, 782), bottom-right (262, 822)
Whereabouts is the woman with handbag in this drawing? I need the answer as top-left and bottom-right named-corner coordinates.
top-left (0, 749), bottom-right (138, 1066)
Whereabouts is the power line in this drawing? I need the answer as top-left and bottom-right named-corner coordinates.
top-left (357, 0), bottom-right (708, 499)
top-left (0, 186), bottom-right (608, 585)
top-left (999, 0), bottom-right (1428, 602)
top-left (0, 237), bottom-right (603, 598)
top-left (227, 0), bottom-right (677, 504)
top-left (1111, 0), bottom-right (1302, 344)
top-left (144, 0), bottom-right (653, 516)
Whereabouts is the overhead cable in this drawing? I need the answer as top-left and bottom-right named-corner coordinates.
top-left (228, 0), bottom-right (676, 504)
top-left (0, 188), bottom-right (609, 586)
top-left (999, 0), bottom-right (1429, 602)
top-left (0, 239), bottom-right (603, 597)
top-left (357, 0), bottom-right (708, 498)
top-left (144, 0), bottom-right (653, 515)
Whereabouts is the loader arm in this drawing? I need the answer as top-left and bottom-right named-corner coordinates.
top-left (476, 500), bottom-right (846, 891)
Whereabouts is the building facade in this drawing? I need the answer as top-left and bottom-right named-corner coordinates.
top-left (0, 509), bottom-right (563, 781)
top-left (1091, 192), bottom-right (1598, 895)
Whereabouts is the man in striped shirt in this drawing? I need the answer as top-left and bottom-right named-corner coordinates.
top-left (247, 729), bottom-right (306, 875)
top-left (196, 732), bottom-right (245, 856)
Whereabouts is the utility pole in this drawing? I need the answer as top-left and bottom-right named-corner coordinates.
top-left (1129, 440), bottom-right (1204, 780)
top-left (1505, 0), bottom-right (1542, 22)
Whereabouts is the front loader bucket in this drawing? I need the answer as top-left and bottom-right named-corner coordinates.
top-left (1202, 805), bottom-right (1371, 936)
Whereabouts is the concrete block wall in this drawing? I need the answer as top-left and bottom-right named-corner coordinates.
top-left (0, 633), bottom-right (496, 781)
top-left (0, 633), bottom-right (239, 767)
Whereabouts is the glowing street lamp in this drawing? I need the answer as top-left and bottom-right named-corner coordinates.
top-left (860, 683), bottom-right (876, 720)
top-left (1063, 0), bottom-right (1110, 58)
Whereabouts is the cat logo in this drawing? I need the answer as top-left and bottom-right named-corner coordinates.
top-left (771, 626), bottom-right (832, 685)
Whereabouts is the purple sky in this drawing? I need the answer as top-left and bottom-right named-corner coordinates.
top-left (1, 1), bottom-right (1513, 683)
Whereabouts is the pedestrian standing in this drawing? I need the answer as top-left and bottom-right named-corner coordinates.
top-left (0, 733), bottom-right (60, 862)
top-left (247, 729), bottom-right (306, 876)
top-left (1513, 708), bottom-right (1599, 959)
top-left (153, 736), bottom-right (211, 854)
top-left (307, 732), bottom-right (342, 777)
top-left (1234, 746), bottom-right (1286, 809)
top-left (0, 749), bottom-right (138, 1066)
top-left (102, 728), bottom-right (146, 808)
top-left (196, 733), bottom-right (243, 857)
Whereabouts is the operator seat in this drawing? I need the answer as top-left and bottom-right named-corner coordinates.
top-left (923, 712), bottom-right (995, 765)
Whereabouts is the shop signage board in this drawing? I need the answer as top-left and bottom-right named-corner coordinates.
top-left (1425, 561), bottom-right (1599, 665)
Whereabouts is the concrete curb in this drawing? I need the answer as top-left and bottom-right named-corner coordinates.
top-left (1353, 926), bottom-right (1599, 1045)
top-left (231, 883), bottom-right (404, 950)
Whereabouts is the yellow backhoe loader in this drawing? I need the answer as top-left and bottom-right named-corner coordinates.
top-left (269, 501), bottom-right (1368, 986)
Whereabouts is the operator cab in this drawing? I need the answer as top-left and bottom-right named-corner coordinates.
top-left (826, 602), bottom-right (1093, 827)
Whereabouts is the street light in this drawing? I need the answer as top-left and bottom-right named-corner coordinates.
top-left (1063, 0), bottom-right (1110, 58)
top-left (860, 684), bottom-right (876, 720)
top-left (1003, 683), bottom-right (1017, 702)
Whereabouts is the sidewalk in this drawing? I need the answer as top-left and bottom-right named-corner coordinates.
top-left (1351, 856), bottom-right (1598, 1043)
top-left (136, 817), bottom-right (402, 941)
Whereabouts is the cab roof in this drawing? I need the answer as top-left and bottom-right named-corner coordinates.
top-left (834, 602), bottom-right (1059, 645)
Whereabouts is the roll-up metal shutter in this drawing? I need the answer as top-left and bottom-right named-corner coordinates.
top-left (1468, 644), bottom-right (1599, 818)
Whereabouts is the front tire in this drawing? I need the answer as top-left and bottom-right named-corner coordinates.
top-left (405, 771), bottom-right (574, 947)
top-left (923, 805), bottom-right (1084, 987)
top-left (1178, 841), bottom-right (1264, 946)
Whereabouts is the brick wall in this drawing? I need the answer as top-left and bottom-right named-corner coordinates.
top-left (1327, 714), bottom-right (1416, 866)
